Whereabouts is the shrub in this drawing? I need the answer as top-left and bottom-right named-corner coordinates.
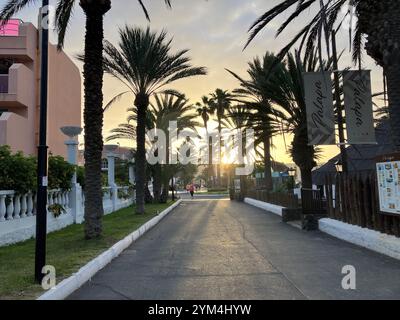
top-left (0, 146), bottom-right (75, 193)
top-left (48, 156), bottom-right (75, 190)
top-left (76, 166), bottom-right (85, 189)
top-left (0, 145), bottom-right (36, 194)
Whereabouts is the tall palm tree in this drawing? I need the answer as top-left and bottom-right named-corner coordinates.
top-left (0, 0), bottom-right (172, 239)
top-left (196, 96), bottom-right (214, 186)
top-left (106, 93), bottom-right (198, 203)
top-left (196, 96), bottom-right (212, 133)
top-left (227, 54), bottom-right (283, 191)
top-left (262, 50), bottom-right (324, 188)
top-left (103, 26), bottom-right (206, 214)
top-left (150, 94), bottom-right (199, 202)
top-left (209, 89), bottom-right (233, 185)
top-left (246, 0), bottom-right (400, 151)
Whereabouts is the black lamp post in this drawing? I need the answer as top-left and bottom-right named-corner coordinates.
top-left (35, 0), bottom-right (49, 283)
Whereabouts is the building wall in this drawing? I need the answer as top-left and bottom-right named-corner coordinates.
top-left (0, 22), bottom-right (81, 158)
top-left (47, 44), bottom-right (81, 158)
top-left (0, 23), bottom-right (38, 156)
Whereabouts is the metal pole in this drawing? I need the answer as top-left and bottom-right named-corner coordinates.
top-left (331, 30), bottom-right (348, 173)
top-left (35, 0), bottom-right (49, 283)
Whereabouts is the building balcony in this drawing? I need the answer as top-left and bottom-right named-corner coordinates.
top-left (0, 63), bottom-right (34, 111)
top-left (0, 22), bottom-right (37, 62)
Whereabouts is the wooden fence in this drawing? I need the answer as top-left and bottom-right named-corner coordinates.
top-left (245, 189), bottom-right (300, 209)
top-left (324, 173), bottom-right (400, 238)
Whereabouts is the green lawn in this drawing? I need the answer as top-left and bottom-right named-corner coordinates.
top-left (0, 201), bottom-right (175, 300)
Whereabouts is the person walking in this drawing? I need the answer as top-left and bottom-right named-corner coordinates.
top-left (189, 183), bottom-right (195, 199)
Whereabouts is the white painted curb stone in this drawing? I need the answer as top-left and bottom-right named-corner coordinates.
top-left (37, 200), bottom-right (183, 300)
top-left (244, 197), bottom-right (284, 217)
top-left (319, 218), bottom-right (400, 261)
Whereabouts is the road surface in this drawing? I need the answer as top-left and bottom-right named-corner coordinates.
top-left (69, 197), bottom-right (400, 300)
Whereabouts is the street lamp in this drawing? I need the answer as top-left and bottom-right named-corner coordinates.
top-left (335, 159), bottom-right (343, 173)
top-left (288, 167), bottom-right (296, 192)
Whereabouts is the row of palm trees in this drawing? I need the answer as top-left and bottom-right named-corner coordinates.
top-left (102, 26), bottom-right (206, 214)
top-left (3, 0), bottom-right (400, 240)
top-left (107, 93), bottom-right (199, 204)
top-left (192, 49), bottom-right (323, 191)
top-left (195, 89), bottom-right (234, 186)
top-left (0, 0), bottom-right (206, 239)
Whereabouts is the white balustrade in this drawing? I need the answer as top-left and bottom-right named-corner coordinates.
top-left (20, 194), bottom-right (27, 218)
top-left (0, 193), bottom-right (7, 222)
top-left (6, 192), bottom-right (14, 220)
top-left (0, 185), bottom-right (134, 246)
top-left (14, 194), bottom-right (21, 219)
top-left (26, 192), bottom-right (33, 217)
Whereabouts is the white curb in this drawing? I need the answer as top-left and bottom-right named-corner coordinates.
top-left (244, 198), bottom-right (284, 217)
top-left (37, 200), bottom-right (183, 300)
top-left (319, 218), bottom-right (400, 261)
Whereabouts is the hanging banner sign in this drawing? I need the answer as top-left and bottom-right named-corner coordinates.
top-left (304, 72), bottom-right (335, 145)
top-left (343, 70), bottom-right (376, 144)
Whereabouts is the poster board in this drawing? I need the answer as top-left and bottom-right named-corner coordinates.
top-left (376, 153), bottom-right (400, 215)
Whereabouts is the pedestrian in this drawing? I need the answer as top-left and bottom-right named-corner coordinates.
top-left (189, 183), bottom-right (195, 199)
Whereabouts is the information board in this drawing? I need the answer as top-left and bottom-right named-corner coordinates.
top-left (376, 160), bottom-right (400, 215)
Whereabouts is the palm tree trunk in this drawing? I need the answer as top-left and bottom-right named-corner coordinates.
top-left (160, 138), bottom-right (171, 203)
top-left (208, 134), bottom-right (214, 188)
top-left (153, 164), bottom-right (162, 203)
top-left (292, 129), bottom-right (315, 190)
top-left (135, 93), bottom-right (149, 214)
top-left (263, 136), bottom-right (273, 191)
top-left (300, 167), bottom-right (313, 189)
top-left (81, 1), bottom-right (110, 239)
top-left (217, 121), bottom-right (222, 186)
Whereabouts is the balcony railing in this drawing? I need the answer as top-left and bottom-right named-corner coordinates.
top-left (0, 74), bottom-right (8, 93)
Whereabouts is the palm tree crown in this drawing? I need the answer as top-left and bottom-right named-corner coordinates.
top-left (103, 26), bottom-right (206, 98)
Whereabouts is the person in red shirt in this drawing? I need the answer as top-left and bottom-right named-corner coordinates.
top-left (189, 183), bottom-right (195, 199)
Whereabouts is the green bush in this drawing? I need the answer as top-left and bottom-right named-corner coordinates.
top-left (76, 166), bottom-right (85, 189)
top-left (0, 146), bottom-right (75, 193)
top-left (0, 145), bottom-right (36, 194)
top-left (48, 156), bottom-right (75, 190)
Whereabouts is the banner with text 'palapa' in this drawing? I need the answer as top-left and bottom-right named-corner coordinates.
top-left (343, 70), bottom-right (376, 145)
top-left (304, 72), bottom-right (335, 145)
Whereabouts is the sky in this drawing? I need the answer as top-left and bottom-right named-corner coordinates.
top-left (3, 0), bottom-right (385, 164)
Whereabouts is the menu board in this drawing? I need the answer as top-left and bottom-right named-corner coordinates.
top-left (376, 161), bottom-right (400, 215)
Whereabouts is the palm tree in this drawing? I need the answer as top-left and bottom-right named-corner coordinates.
top-left (196, 96), bottom-right (214, 186)
top-left (106, 93), bottom-right (198, 203)
top-left (149, 94), bottom-right (199, 202)
top-left (261, 50), bottom-right (324, 188)
top-left (196, 96), bottom-right (212, 133)
top-left (103, 26), bottom-right (206, 214)
top-left (209, 89), bottom-right (234, 185)
top-left (221, 105), bottom-right (250, 188)
top-left (227, 54), bottom-right (283, 191)
top-left (0, 0), bottom-right (172, 239)
top-left (246, 0), bottom-right (400, 151)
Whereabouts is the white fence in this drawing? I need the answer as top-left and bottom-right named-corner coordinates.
top-left (0, 185), bottom-right (135, 247)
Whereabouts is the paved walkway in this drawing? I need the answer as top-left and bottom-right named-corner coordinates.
top-left (69, 197), bottom-right (400, 300)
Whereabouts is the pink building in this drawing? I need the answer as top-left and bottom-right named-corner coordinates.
top-left (0, 20), bottom-right (81, 158)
